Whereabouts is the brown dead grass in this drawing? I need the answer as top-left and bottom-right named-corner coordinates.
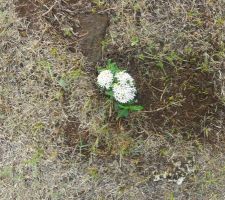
top-left (0, 0), bottom-right (225, 199)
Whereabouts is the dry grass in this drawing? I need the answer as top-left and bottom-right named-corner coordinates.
top-left (1, 0), bottom-right (225, 199)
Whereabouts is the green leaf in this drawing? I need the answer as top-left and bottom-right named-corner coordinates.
top-left (118, 109), bottom-right (129, 118)
top-left (129, 105), bottom-right (144, 111)
top-left (105, 90), bottom-right (113, 97)
top-left (106, 60), bottom-right (120, 73)
top-left (118, 104), bottom-right (144, 111)
top-left (118, 104), bottom-right (128, 109)
top-left (97, 60), bottom-right (121, 75)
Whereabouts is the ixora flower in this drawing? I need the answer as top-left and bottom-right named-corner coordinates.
top-left (113, 84), bottom-right (137, 103)
top-left (97, 70), bottom-right (113, 89)
top-left (115, 71), bottom-right (134, 86)
top-left (96, 61), bottom-right (143, 118)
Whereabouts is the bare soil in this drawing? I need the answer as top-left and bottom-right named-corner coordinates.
top-left (63, 117), bottom-right (89, 147)
top-left (132, 64), bottom-right (221, 136)
top-left (15, 0), bottom-right (109, 62)
top-left (77, 14), bottom-right (109, 63)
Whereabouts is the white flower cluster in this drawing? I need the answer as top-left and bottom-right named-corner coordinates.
top-left (97, 70), bottom-right (137, 103)
top-left (113, 83), bottom-right (136, 103)
top-left (115, 71), bottom-right (134, 86)
top-left (97, 70), bottom-right (113, 89)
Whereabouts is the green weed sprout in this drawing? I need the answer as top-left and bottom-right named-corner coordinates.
top-left (97, 60), bottom-right (144, 118)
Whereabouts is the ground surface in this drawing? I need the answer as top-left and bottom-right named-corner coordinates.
top-left (1, 0), bottom-right (225, 199)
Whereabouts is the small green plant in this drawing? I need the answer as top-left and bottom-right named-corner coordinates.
top-left (97, 60), bottom-right (143, 118)
top-left (24, 148), bottom-right (44, 166)
top-left (115, 103), bottom-right (144, 118)
top-left (62, 27), bottom-right (73, 37)
top-left (87, 167), bottom-right (99, 179)
top-left (131, 36), bottom-right (140, 46)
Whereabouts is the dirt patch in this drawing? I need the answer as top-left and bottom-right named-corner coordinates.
top-left (15, 0), bottom-right (38, 18)
top-left (77, 14), bottom-right (109, 63)
top-left (63, 117), bottom-right (89, 147)
top-left (44, 11), bottom-right (109, 63)
top-left (128, 60), bottom-right (221, 136)
top-left (15, 0), bottom-right (109, 63)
